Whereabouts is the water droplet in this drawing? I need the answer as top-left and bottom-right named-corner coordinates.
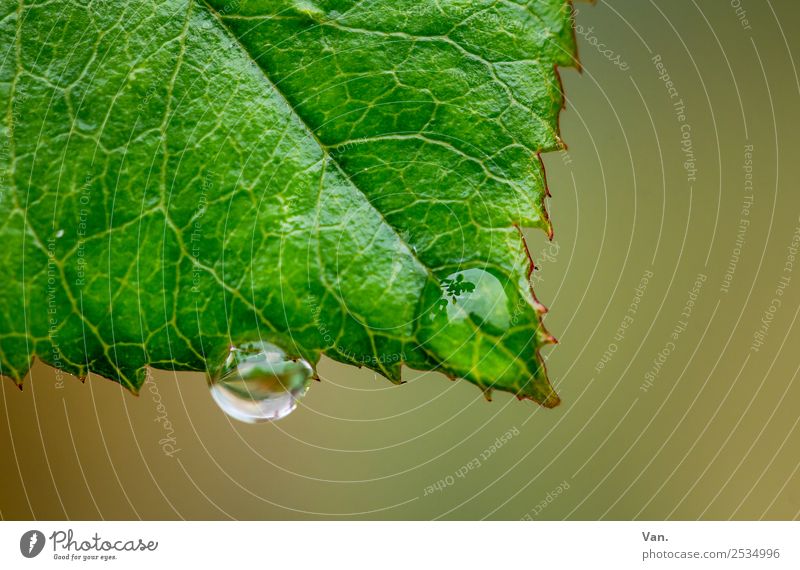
top-left (55, 229), bottom-right (64, 238)
top-left (433, 268), bottom-right (511, 333)
top-left (416, 268), bottom-right (544, 396)
top-left (208, 341), bottom-right (312, 423)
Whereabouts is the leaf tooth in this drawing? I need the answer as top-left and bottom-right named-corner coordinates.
top-left (78, 362), bottom-right (145, 395)
top-left (1, 374), bottom-right (24, 390)
top-left (367, 356), bottom-right (404, 385)
top-left (537, 329), bottom-right (558, 346)
top-left (130, 367), bottom-right (150, 395)
top-left (380, 368), bottom-right (404, 385)
top-left (0, 350), bottom-right (33, 389)
top-left (1, 371), bottom-right (24, 390)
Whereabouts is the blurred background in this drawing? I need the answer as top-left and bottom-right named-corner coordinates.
top-left (2, 0), bottom-right (799, 520)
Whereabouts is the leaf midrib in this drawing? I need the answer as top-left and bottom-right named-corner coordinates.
top-left (199, 0), bottom-right (449, 380)
top-left (199, 0), bottom-right (432, 278)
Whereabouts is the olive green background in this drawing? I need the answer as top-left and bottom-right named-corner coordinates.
top-left (2, 0), bottom-right (799, 520)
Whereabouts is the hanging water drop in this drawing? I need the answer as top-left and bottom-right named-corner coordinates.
top-left (208, 341), bottom-right (313, 423)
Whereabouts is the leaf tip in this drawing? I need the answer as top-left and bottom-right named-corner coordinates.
top-left (518, 388), bottom-right (560, 409)
top-left (541, 392), bottom-right (561, 409)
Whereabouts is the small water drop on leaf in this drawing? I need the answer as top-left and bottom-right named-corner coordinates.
top-left (433, 268), bottom-right (511, 334)
top-left (208, 341), bottom-right (312, 423)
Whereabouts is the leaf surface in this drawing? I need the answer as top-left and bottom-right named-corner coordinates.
top-left (0, 0), bottom-right (576, 406)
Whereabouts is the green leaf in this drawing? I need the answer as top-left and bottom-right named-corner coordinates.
top-left (0, 0), bottom-right (576, 407)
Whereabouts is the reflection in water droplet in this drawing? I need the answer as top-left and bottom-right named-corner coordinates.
top-left (55, 229), bottom-right (64, 238)
top-left (433, 268), bottom-right (511, 333)
top-left (208, 341), bottom-right (312, 423)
